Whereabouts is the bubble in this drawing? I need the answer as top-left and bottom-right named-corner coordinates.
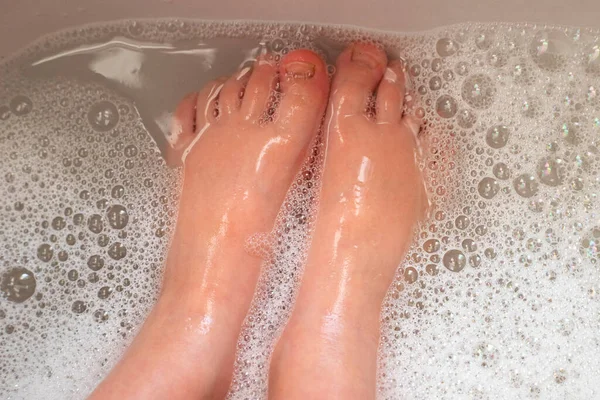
top-left (478, 177), bottom-right (500, 199)
top-left (404, 267), bottom-right (418, 283)
top-left (108, 242), bottom-right (127, 260)
top-left (580, 227), bottom-right (599, 260)
top-left (462, 238), bottom-right (478, 252)
top-left (425, 264), bottom-right (439, 275)
top-left (487, 49), bottom-right (508, 67)
top-left (461, 74), bottom-right (496, 109)
top-left (88, 272), bottom-right (100, 284)
top-left (443, 249), bottom-right (466, 272)
top-left (67, 270), bottom-right (79, 281)
top-left (37, 243), bottom-right (53, 262)
top-left (522, 97), bottom-right (542, 118)
top-left (111, 185), bottom-right (125, 199)
top-left (107, 205), bottom-right (129, 229)
top-left (469, 254), bottom-right (482, 267)
top-left (485, 125), bottom-right (510, 148)
top-left (431, 58), bottom-right (443, 72)
top-left (73, 213), bottom-right (84, 225)
top-left (98, 286), bottom-right (113, 300)
top-left (513, 174), bottom-right (539, 198)
top-left (475, 32), bottom-right (493, 50)
top-left (423, 239), bottom-right (440, 253)
top-left (87, 101), bottom-right (119, 132)
top-left (93, 309), bottom-right (109, 323)
top-left (124, 144), bottom-right (138, 158)
top-left (58, 250), bottom-right (69, 261)
top-left (71, 300), bottom-right (87, 314)
top-left (530, 30), bottom-right (572, 71)
top-left (536, 157), bottom-right (565, 186)
top-left (429, 76), bottom-right (442, 90)
top-left (455, 61), bottom-right (469, 76)
top-left (493, 163), bottom-right (511, 180)
top-left (435, 95), bottom-right (458, 118)
top-left (98, 234), bottom-right (110, 247)
top-left (571, 177), bottom-right (584, 191)
top-left (128, 21), bottom-right (144, 36)
top-left (455, 215), bottom-right (470, 230)
top-left (9, 95), bottom-right (33, 116)
top-left (436, 38), bottom-right (459, 57)
top-left (51, 216), bottom-right (66, 230)
top-left (1, 268), bottom-right (36, 303)
top-left (561, 121), bottom-right (580, 145)
top-left (457, 109), bottom-right (477, 128)
top-left (87, 255), bottom-right (105, 271)
top-left (87, 214), bottom-right (104, 234)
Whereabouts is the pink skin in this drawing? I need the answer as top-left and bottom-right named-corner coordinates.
top-left (90, 49), bottom-right (330, 400)
top-left (269, 43), bottom-right (424, 400)
top-left (89, 43), bottom-right (424, 400)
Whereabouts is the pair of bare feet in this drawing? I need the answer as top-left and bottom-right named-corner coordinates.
top-left (90, 43), bottom-right (425, 400)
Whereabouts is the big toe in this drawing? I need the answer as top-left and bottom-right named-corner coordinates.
top-left (275, 49), bottom-right (330, 142)
top-left (330, 42), bottom-right (388, 116)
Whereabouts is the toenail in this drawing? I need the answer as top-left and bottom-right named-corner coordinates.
top-left (285, 61), bottom-right (316, 79)
top-left (351, 46), bottom-right (381, 69)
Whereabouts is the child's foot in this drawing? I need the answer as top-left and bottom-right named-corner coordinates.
top-left (90, 49), bottom-right (330, 400)
top-left (270, 43), bottom-right (425, 400)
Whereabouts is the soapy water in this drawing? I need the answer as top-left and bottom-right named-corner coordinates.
top-left (0, 19), bottom-right (600, 399)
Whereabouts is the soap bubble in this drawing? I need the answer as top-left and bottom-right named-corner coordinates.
top-left (1, 268), bottom-right (36, 303)
top-left (88, 101), bottom-right (119, 132)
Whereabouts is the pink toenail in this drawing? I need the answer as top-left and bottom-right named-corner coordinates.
top-left (351, 46), bottom-right (380, 69)
top-left (285, 61), bottom-right (315, 79)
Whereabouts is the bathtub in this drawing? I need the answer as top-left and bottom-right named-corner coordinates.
top-left (2, 2), bottom-right (600, 400)
top-left (1, 0), bottom-right (600, 57)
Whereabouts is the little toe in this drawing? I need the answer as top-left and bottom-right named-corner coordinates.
top-left (167, 78), bottom-right (225, 165)
top-left (241, 53), bottom-right (278, 120)
top-left (276, 49), bottom-right (330, 139)
top-left (330, 43), bottom-right (388, 117)
top-left (195, 77), bottom-right (227, 127)
top-left (376, 60), bottom-right (406, 124)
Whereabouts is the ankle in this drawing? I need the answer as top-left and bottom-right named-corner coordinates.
top-left (269, 306), bottom-right (380, 400)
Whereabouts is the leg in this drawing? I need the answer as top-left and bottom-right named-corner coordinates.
top-left (89, 49), bottom-right (330, 400)
top-left (269, 43), bottom-right (424, 399)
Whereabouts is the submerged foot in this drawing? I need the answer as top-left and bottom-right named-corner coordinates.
top-left (270, 43), bottom-right (425, 400)
top-left (90, 49), bottom-right (330, 400)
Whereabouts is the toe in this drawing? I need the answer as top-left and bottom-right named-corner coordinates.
top-left (241, 53), bottom-right (278, 120)
top-left (220, 66), bottom-right (252, 115)
top-left (195, 77), bottom-right (227, 127)
top-left (276, 49), bottom-right (330, 138)
top-left (166, 78), bottom-right (225, 165)
top-left (376, 60), bottom-right (406, 124)
top-left (330, 43), bottom-right (388, 117)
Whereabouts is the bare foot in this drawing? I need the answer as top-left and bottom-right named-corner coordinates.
top-left (90, 49), bottom-right (330, 400)
top-left (269, 43), bottom-right (424, 400)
